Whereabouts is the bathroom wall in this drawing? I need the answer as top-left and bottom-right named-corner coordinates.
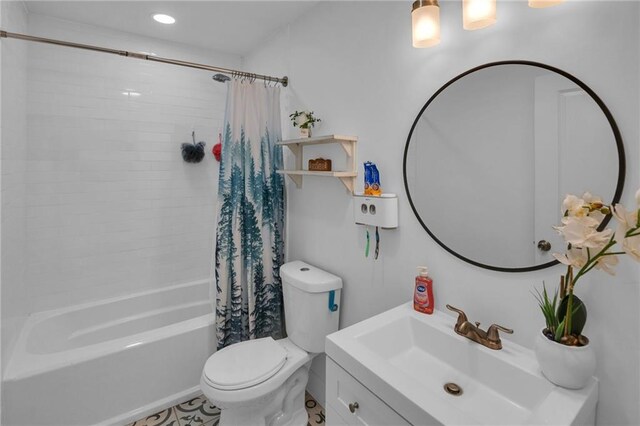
top-left (1, 0), bottom-right (29, 376)
top-left (245, 2), bottom-right (640, 424)
top-left (19, 14), bottom-right (239, 314)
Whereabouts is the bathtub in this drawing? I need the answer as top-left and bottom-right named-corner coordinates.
top-left (2, 279), bottom-right (216, 426)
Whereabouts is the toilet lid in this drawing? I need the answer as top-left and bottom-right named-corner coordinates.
top-left (203, 337), bottom-right (288, 391)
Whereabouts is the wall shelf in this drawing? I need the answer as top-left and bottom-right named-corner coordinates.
top-left (277, 134), bottom-right (358, 193)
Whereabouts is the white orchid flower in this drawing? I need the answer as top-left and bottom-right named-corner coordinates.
top-left (582, 192), bottom-right (607, 222)
top-left (562, 194), bottom-right (587, 217)
top-left (559, 215), bottom-right (600, 228)
top-left (582, 192), bottom-right (603, 205)
top-left (553, 247), bottom-right (588, 269)
top-left (612, 204), bottom-right (636, 239)
top-left (594, 253), bottom-right (619, 275)
top-left (554, 216), bottom-right (612, 249)
top-left (620, 236), bottom-right (640, 262)
top-left (612, 204), bottom-right (640, 261)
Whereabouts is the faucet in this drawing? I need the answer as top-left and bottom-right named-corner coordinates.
top-left (446, 304), bottom-right (513, 350)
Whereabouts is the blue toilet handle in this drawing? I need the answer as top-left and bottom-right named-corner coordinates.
top-left (328, 290), bottom-right (338, 312)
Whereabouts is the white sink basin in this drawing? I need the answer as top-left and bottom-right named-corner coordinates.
top-left (326, 303), bottom-right (598, 425)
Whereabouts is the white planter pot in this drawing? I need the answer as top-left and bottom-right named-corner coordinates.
top-left (534, 330), bottom-right (596, 390)
top-left (299, 128), bottom-right (311, 138)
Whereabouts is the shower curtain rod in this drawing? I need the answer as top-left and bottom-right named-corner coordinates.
top-left (0, 29), bottom-right (288, 87)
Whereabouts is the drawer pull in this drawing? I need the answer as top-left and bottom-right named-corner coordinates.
top-left (349, 402), bottom-right (359, 413)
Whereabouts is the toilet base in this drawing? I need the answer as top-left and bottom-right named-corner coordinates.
top-left (210, 361), bottom-right (312, 426)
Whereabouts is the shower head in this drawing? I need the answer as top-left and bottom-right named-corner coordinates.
top-left (212, 73), bottom-right (231, 83)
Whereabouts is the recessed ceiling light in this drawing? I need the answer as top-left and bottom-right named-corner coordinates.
top-left (122, 90), bottom-right (141, 97)
top-left (153, 14), bottom-right (175, 25)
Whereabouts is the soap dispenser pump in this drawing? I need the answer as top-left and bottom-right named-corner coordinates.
top-left (414, 266), bottom-right (434, 314)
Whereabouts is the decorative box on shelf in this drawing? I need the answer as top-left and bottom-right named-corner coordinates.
top-left (308, 158), bottom-right (332, 171)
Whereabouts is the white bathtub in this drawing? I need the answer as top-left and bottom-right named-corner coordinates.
top-left (2, 279), bottom-right (216, 426)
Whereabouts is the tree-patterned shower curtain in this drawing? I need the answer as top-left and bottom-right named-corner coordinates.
top-left (214, 80), bottom-right (285, 349)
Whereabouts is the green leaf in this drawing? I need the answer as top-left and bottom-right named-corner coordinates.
top-left (557, 294), bottom-right (587, 336)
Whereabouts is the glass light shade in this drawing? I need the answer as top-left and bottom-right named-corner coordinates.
top-left (412, 3), bottom-right (441, 48)
top-left (463, 0), bottom-right (497, 30)
top-left (529, 0), bottom-right (564, 8)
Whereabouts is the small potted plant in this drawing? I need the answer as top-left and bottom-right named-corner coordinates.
top-left (289, 110), bottom-right (321, 138)
top-left (533, 191), bottom-right (640, 389)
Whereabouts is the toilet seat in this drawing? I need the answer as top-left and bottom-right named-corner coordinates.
top-left (203, 337), bottom-right (288, 391)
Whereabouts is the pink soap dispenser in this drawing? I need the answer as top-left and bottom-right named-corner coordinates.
top-left (414, 266), bottom-right (434, 314)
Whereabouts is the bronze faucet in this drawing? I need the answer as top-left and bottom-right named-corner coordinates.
top-left (446, 304), bottom-right (513, 350)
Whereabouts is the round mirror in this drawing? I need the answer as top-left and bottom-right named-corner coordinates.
top-left (403, 61), bottom-right (625, 272)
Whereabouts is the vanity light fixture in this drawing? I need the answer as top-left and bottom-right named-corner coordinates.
top-left (528, 0), bottom-right (564, 8)
top-left (413, 0), bottom-right (563, 47)
top-left (412, 0), bottom-right (441, 48)
top-left (463, 0), bottom-right (497, 30)
top-left (153, 14), bottom-right (176, 25)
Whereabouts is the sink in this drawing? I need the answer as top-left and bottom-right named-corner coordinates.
top-left (326, 303), bottom-right (598, 425)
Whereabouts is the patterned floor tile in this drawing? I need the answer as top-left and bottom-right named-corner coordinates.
top-left (127, 407), bottom-right (179, 426)
top-left (306, 392), bottom-right (326, 426)
top-left (174, 395), bottom-right (221, 426)
top-left (130, 392), bottom-right (324, 426)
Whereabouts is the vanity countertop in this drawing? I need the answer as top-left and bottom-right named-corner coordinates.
top-left (325, 303), bottom-right (598, 425)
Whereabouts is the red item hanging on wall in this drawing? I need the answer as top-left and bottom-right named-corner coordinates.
top-left (212, 132), bottom-right (222, 162)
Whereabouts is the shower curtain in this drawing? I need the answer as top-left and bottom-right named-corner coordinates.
top-left (214, 80), bottom-right (285, 349)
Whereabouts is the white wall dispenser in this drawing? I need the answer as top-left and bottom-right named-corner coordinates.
top-left (353, 193), bottom-right (398, 229)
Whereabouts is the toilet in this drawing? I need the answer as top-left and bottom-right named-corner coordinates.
top-left (200, 260), bottom-right (342, 426)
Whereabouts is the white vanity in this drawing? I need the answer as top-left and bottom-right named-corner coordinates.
top-left (324, 303), bottom-right (598, 425)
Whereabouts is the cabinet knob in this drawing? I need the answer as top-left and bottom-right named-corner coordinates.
top-left (348, 402), bottom-right (359, 413)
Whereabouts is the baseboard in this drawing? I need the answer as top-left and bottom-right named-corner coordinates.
top-left (97, 385), bottom-right (202, 426)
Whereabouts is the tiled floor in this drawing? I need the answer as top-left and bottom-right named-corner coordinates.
top-left (128, 392), bottom-right (325, 426)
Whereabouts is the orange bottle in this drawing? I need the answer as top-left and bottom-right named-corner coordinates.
top-left (413, 266), bottom-right (434, 314)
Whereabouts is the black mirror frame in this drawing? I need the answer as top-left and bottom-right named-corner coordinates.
top-left (402, 60), bottom-right (626, 273)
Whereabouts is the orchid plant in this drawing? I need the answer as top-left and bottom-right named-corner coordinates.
top-left (540, 190), bottom-right (640, 346)
top-left (289, 110), bottom-right (321, 129)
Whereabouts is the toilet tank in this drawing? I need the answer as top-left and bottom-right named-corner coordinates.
top-left (280, 261), bottom-right (342, 353)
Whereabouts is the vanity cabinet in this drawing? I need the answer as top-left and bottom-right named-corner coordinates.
top-left (326, 358), bottom-right (410, 426)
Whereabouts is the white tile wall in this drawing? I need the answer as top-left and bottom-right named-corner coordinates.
top-left (20, 14), bottom-right (240, 313)
top-left (1, 0), bottom-right (29, 374)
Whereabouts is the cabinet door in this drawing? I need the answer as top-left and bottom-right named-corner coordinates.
top-left (326, 403), bottom-right (350, 426)
top-left (326, 358), bottom-right (410, 426)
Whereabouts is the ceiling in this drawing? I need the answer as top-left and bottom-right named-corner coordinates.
top-left (25, 1), bottom-right (320, 55)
